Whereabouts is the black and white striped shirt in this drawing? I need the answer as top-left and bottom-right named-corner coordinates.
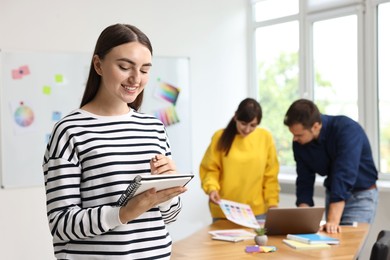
top-left (43, 109), bottom-right (181, 259)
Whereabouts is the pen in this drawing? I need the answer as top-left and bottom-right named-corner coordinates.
top-left (151, 155), bottom-right (161, 174)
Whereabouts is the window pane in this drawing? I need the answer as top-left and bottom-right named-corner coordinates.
top-left (255, 22), bottom-right (300, 166)
top-left (255, 0), bottom-right (298, 22)
top-left (378, 2), bottom-right (390, 173)
top-left (307, 0), bottom-right (363, 13)
top-left (313, 15), bottom-right (358, 120)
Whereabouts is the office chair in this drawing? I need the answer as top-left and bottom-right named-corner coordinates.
top-left (370, 230), bottom-right (390, 260)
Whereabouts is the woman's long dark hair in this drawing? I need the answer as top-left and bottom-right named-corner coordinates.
top-left (80, 24), bottom-right (153, 110)
top-left (217, 98), bottom-right (262, 156)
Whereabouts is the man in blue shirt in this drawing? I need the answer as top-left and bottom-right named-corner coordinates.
top-left (283, 99), bottom-right (378, 234)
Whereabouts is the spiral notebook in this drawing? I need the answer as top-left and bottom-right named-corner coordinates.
top-left (116, 173), bottom-right (194, 206)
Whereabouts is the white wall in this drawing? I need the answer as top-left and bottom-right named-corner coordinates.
top-left (1, 1), bottom-right (389, 260)
top-left (0, 0), bottom-right (248, 259)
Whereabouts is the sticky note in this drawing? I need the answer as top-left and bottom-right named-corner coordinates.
top-left (42, 85), bottom-right (51, 95)
top-left (245, 245), bottom-right (277, 253)
top-left (245, 245), bottom-right (260, 253)
top-left (54, 74), bottom-right (64, 83)
top-left (52, 111), bottom-right (62, 121)
top-left (11, 65), bottom-right (30, 79)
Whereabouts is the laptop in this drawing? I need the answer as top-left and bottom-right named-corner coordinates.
top-left (264, 207), bottom-right (325, 235)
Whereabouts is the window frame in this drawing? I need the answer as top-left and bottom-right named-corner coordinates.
top-left (249, 0), bottom-right (390, 179)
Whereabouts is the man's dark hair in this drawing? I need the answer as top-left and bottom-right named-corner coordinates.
top-left (283, 99), bottom-right (321, 129)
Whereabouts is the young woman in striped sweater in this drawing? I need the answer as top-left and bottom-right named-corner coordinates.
top-left (43, 23), bottom-right (187, 259)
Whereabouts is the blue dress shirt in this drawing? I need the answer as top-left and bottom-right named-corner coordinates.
top-left (293, 115), bottom-right (378, 206)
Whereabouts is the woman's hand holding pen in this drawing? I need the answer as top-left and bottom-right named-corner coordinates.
top-left (119, 186), bottom-right (187, 224)
top-left (150, 154), bottom-right (177, 174)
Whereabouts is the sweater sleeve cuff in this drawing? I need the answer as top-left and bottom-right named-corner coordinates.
top-left (102, 206), bottom-right (124, 227)
top-left (158, 196), bottom-right (179, 209)
top-left (205, 186), bottom-right (218, 195)
top-left (267, 199), bottom-right (279, 207)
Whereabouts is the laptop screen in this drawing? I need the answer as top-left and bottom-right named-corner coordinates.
top-left (264, 207), bottom-right (325, 235)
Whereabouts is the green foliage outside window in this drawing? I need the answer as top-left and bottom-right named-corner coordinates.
top-left (258, 52), bottom-right (299, 166)
top-left (257, 52), bottom-right (332, 167)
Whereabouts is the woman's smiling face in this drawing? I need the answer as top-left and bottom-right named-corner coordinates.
top-left (93, 41), bottom-right (152, 106)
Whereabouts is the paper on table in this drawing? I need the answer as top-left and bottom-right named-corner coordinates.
top-left (212, 236), bottom-right (245, 242)
top-left (219, 199), bottom-right (260, 229)
top-left (209, 229), bottom-right (255, 241)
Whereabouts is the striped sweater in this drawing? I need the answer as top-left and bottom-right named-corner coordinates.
top-left (43, 109), bottom-right (182, 259)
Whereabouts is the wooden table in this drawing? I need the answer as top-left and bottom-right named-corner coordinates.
top-left (171, 220), bottom-right (369, 260)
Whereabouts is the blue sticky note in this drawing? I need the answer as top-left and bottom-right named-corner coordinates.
top-left (52, 111), bottom-right (62, 121)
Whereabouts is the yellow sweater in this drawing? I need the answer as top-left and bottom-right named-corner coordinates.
top-left (200, 128), bottom-right (280, 218)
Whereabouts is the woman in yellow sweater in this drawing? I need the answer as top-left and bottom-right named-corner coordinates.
top-left (200, 98), bottom-right (280, 221)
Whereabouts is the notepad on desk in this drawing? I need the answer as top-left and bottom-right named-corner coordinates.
top-left (283, 239), bottom-right (331, 250)
top-left (209, 229), bottom-right (255, 242)
top-left (286, 233), bottom-right (340, 245)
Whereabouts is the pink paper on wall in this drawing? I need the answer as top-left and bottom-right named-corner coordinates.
top-left (11, 65), bottom-right (30, 79)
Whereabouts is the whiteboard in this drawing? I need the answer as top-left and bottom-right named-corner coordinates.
top-left (0, 51), bottom-right (191, 188)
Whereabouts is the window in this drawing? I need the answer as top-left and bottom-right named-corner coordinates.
top-left (378, 2), bottom-right (390, 173)
top-left (312, 15), bottom-right (358, 120)
top-left (255, 21), bottom-right (299, 166)
top-left (251, 0), bottom-right (390, 176)
top-left (254, 0), bottom-right (298, 22)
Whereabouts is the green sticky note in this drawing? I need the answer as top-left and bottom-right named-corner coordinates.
top-left (54, 74), bottom-right (64, 83)
top-left (42, 85), bottom-right (51, 95)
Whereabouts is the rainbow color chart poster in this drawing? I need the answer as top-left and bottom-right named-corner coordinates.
top-left (219, 199), bottom-right (260, 229)
top-left (154, 81), bottom-right (180, 105)
top-left (154, 105), bottom-right (180, 126)
top-left (151, 79), bottom-right (181, 126)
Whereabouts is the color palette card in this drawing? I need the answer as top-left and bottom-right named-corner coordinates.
top-left (219, 199), bottom-right (260, 229)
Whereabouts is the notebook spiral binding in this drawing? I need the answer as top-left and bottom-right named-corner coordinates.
top-left (116, 175), bottom-right (142, 207)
